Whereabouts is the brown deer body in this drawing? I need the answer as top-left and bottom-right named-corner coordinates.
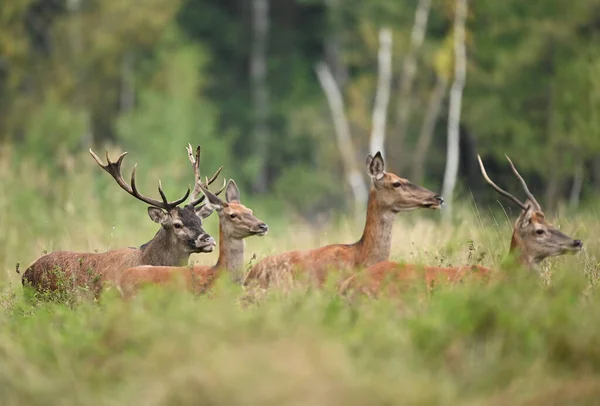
top-left (117, 180), bottom-right (268, 299)
top-left (339, 155), bottom-right (583, 298)
top-left (338, 261), bottom-right (491, 298)
top-left (22, 145), bottom-right (223, 296)
top-left (243, 152), bottom-right (443, 289)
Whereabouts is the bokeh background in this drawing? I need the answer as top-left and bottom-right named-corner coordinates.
top-left (4, 2), bottom-right (600, 404)
top-left (1, 0), bottom-right (600, 278)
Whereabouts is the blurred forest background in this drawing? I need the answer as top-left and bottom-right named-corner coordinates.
top-left (2, 0), bottom-right (600, 220)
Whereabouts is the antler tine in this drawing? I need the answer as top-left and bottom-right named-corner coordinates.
top-left (129, 164), bottom-right (169, 209)
top-left (477, 155), bottom-right (529, 211)
top-left (90, 148), bottom-right (134, 194)
top-left (157, 180), bottom-right (170, 207)
top-left (213, 178), bottom-right (227, 196)
top-left (187, 143), bottom-right (203, 202)
top-left (157, 180), bottom-right (191, 208)
top-left (185, 144), bottom-right (225, 207)
top-left (204, 166), bottom-right (224, 187)
top-left (505, 155), bottom-right (542, 211)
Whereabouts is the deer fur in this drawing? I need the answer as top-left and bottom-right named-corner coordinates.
top-left (338, 261), bottom-right (491, 298)
top-left (117, 180), bottom-right (268, 299)
top-left (339, 155), bottom-right (583, 298)
top-left (22, 147), bottom-right (222, 297)
top-left (243, 152), bottom-right (443, 289)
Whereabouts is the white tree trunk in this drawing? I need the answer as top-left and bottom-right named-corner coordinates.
top-left (569, 161), bottom-right (584, 209)
top-left (316, 62), bottom-right (368, 211)
top-left (411, 75), bottom-right (448, 182)
top-left (441, 0), bottom-right (468, 216)
top-left (250, 0), bottom-right (270, 193)
top-left (369, 28), bottom-right (393, 158)
top-left (393, 0), bottom-right (432, 170)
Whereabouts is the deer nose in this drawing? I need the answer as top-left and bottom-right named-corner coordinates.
top-left (258, 223), bottom-right (268, 231)
top-left (202, 235), bottom-right (216, 245)
top-left (435, 195), bottom-right (444, 204)
top-left (572, 239), bottom-right (583, 248)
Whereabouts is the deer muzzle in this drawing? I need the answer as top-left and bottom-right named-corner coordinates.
top-left (252, 223), bottom-right (269, 236)
top-left (193, 234), bottom-right (216, 253)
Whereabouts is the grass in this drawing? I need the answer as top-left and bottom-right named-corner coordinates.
top-left (2, 149), bottom-right (600, 405)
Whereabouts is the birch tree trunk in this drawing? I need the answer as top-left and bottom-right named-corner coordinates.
top-left (441, 0), bottom-right (468, 216)
top-left (393, 0), bottom-right (432, 170)
top-left (250, 0), bottom-right (270, 193)
top-left (593, 158), bottom-right (600, 191)
top-left (569, 161), bottom-right (584, 209)
top-left (315, 62), bottom-right (368, 213)
top-left (369, 28), bottom-right (393, 158)
top-left (411, 76), bottom-right (448, 183)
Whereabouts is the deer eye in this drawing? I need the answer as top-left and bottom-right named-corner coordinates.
top-left (173, 223), bottom-right (183, 229)
top-left (392, 181), bottom-right (402, 188)
top-left (536, 229), bottom-right (544, 235)
top-left (229, 213), bottom-right (238, 219)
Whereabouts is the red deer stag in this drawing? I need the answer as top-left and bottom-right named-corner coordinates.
top-left (117, 179), bottom-right (268, 299)
top-left (22, 145), bottom-right (224, 297)
top-left (339, 155), bottom-right (583, 298)
top-left (243, 151), bottom-right (443, 289)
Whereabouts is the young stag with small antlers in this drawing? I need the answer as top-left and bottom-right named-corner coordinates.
top-left (22, 145), bottom-right (224, 297)
top-left (338, 155), bottom-right (583, 298)
top-left (117, 180), bottom-right (268, 299)
top-left (243, 152), bottom-right (444, 289)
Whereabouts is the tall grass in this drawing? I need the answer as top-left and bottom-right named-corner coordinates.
top-left (1, 148), bottom-right (600, 405)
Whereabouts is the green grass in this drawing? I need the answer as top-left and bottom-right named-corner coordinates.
top-left (2, 149), bottom-right (600, 405)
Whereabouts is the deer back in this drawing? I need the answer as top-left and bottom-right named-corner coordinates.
top-left (338, 261), bottom-right (492, 298)
top-left (244, 151), bottom-right (442, 290)
top-left (116, 264), bottom-right (218, 300)
top-left (22, 248), bottom-right (142, 295)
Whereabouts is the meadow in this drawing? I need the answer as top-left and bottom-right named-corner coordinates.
top-left (1, 149), bottom-right (600, 405)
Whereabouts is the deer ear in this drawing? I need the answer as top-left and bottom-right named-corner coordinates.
top-left (225, 179), bottom-right (241, 203)
top-left (148, 207), bottom-right (168, 224)
top-left (366, 151), bottom-right (385, 180)
top-left (201, 186), bottom-right (226, 211)
top-left (524, 198), bottom-right (542, 213)
top-left (195, 204), bottom-right (214, 219)
top-left (517, 205), bottom-right (534, 228)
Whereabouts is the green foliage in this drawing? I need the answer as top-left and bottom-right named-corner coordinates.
top-left (117, 28), bottom-right (231, 177)
top-left (1, 255), bottom-right (600, 404)
top-left (2, 0), bottom-right (600, 207)
top-left (23, 99), bottom-right (87, 160)
top-left (273, 164), bottom-right (346, 219)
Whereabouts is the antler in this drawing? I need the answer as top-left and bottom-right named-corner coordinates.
top-left (90, 149), bottom-right (190, 211)
top-left (185, 143), bottom-right (226, 207)
top-left (477, 155), bottom-right (529, 211)
top-left (504, 155), bottom-right (541, 211)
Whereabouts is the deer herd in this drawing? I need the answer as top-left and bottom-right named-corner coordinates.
top-left (21, 144), bottom-right (584, 301)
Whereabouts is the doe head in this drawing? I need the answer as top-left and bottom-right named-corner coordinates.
top-left (201, 179), bottom-right (269, 239)
top-left (366, 151), bottom-right (443, 213)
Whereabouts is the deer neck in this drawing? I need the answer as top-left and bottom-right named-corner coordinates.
top-left (509, 232), bottom-right (539, 272)
top-left (140, 229), bottom-right (189, 266)
top-left (214, 225), bottom-right (245, 284)
top-left (356, 189), bottom-right (394, 267)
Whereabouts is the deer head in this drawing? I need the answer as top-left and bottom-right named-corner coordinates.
top-left (201, 179), bottom-right (268, 239)
top-left (366, 151), bottom-right (443, 212)
top-left (89, 148), bottom-right (224, 254)
top-left (478, 155), bottom-right (583, 267)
